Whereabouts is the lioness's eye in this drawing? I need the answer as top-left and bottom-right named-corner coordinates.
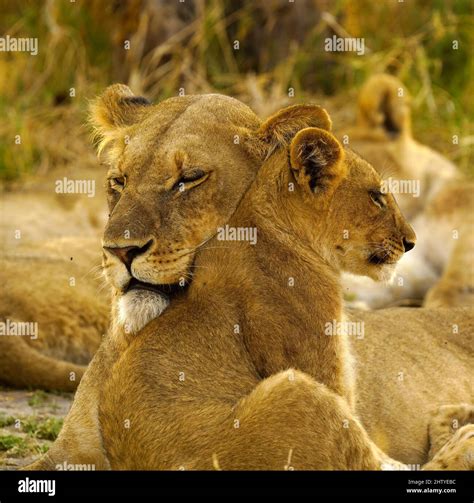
top-left (109, 176), bottom-right (126, 192)
top-left (173, 169), bottom-right (209, 192)
top-left (369, 190), bottom-right (386, 209)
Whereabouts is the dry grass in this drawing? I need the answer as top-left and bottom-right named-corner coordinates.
top-left (0, 0), bottom-right (472, 184)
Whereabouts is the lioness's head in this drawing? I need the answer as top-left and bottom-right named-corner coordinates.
top-left (91, 85), bottom-right (262, 332)
top-left (257, 104), bottom-right (417, 282)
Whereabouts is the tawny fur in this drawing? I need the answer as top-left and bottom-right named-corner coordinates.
top-left (29, 102), bottom-right (473, 471)
top-left (3, 85), bottom-right (469, 470)
top-left (351, 307), bottom-right (473, 464)
top-left (427, 404), bottom-right (474, 458)
top-left (0, 89), bottom-right (263, 391)
top-left (0, 237), bottom-right (108, 391)
top-left (3, 76), bottom-right (468, 395)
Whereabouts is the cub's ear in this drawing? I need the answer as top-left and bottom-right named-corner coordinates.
top-left (254, 104), bottom-right (332, 157)
top-left (290, 127), bottom-right (346, 195)
top-left (89, 84), bottom-right (151, 154)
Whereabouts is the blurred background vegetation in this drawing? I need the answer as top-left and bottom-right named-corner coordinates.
top-left (0, 0), bottom-right (472, 183)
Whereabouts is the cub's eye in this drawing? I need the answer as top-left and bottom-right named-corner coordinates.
top-left (173, 169), bottom-right (209, 192)
top-left (369, 190), bottom-right (386, 209)
top-left (109, 176), bottom-right (126, 192)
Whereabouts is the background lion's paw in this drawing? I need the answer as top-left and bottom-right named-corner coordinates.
top-left (428, 403), bottom-right (474, 458)
top-left (424, 424), bottom-right (474, 470)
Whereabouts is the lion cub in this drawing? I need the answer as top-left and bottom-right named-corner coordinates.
top-left (339, 74), bottom-right (473, 309)
top-left (30, 104), bottom-right (419, 470)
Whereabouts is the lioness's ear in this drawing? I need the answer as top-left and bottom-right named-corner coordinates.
top-left (89, 84), bottom-right (151, 154)
top-left (290, 127), bottom-right (346, 194)
top-left (257, 104), bottom-right (332, 153)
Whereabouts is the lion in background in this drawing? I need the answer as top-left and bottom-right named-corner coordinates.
top-left (0, 237), bottom-right (108, 391)
top-left (0, 144), bottom-right (108, 391)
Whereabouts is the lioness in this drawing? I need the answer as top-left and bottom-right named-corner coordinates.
top-left (0, 87), bottom-right (264, 391)
top-left (29, 102), bottom-right (473, 470)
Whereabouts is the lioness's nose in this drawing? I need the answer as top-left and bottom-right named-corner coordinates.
top-left (402, 237), bottom-right (415, 252)
top-left (104, 240), bottom-right (152, 268)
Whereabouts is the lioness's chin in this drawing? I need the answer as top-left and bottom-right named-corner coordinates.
top-left (117, 290), bottom-right (170, 335)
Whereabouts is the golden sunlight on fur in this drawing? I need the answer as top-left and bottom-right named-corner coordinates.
top-left (27, 101), bottom-right (471, 471)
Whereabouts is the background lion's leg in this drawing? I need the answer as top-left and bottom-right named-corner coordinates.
top-left (0, 337), bottom-right (85, 392)
top-left (424, 222), bottom-right (474, 308)
top-left (213, 369), bottom-right (405, 470)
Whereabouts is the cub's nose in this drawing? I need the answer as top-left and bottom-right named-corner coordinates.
top-left (402, 237), bottom-right (415, 252)
top-left (104, 240), bottom-right (152, 269)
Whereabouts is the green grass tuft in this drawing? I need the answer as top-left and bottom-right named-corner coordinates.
top-left (0, 415), bottom-right (16, 428)
top-left (22, 417), bottom-right (63, 441)
top-left (27, 390), bottom-right (50, 408)
top-left (0, 434), bottom-right (28, 455)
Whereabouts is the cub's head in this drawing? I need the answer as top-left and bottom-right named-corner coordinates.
top-left (91, 85), bottom-right (262, 333)
top-left (261, 105), bottom-right (416, 282)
